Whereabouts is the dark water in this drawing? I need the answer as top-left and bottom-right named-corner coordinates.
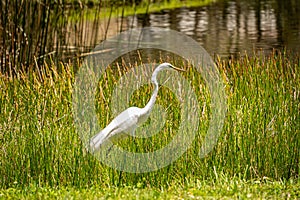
top-left (130, 0), bottom-right (300, 57)
top-left (60, 0), bottom-right (300, 59)
top-left (1, 0), bottom-right (300, 71)
top-left (63, 0), bottom-right (300, 59)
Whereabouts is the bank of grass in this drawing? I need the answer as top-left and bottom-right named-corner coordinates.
top-left (117, 0), bottom-right (216, 16)
top-left (0, 51), bottom-right (299, 197)
top-left (1, 178), bottom-right (299, 199)
top-left (68, 0), bottom-right (216, 21)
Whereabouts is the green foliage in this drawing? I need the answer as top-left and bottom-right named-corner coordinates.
top-left (0, 51), bottom-right (299, 191)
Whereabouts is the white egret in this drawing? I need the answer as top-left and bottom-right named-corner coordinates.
top-left (89, 63), bottom-right (185, 153)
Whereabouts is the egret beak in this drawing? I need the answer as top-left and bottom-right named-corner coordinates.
top-left (171, 65), bottom-right (185, 72)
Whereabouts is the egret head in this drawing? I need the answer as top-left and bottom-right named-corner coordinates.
top-left (156, 62), bottom-right (185, 72)
top-left (151, 62), bottom-right (185, 84)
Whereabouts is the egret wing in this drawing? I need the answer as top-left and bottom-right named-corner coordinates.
top-left (89, 106), bottom-right (142, 152)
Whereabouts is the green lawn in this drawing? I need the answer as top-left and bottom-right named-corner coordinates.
top-left (1, 179), bottom-right (299, 199)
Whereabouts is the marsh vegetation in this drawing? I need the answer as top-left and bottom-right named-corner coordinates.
top-left (0, 0), bottom-right (299, 199)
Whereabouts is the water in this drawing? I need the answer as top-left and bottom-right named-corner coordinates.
top-left (1, 0), bottom-right (300, 71)
top-left (62, 0), bottom-right (300, 59)
top-left (127, 0), bottom-right (300, 57)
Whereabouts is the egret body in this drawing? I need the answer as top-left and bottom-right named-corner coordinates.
top-left (89, 63), bottom-right (184, 152)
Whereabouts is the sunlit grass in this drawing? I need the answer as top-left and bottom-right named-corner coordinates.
top-left (119, 0), bottom-right (216, 16)
top-left (1, 177), bottom-right (299, 199)
top-left (68, 0), bottom-right (216, 21)
top-left (0, 51), bottom-right (299, 195)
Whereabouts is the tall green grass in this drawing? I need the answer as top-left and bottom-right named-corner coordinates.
top-left (0, 51), bottom-right (299, 189)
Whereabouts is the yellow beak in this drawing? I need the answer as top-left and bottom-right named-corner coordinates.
top-left (171, 65), bottom-right (185, 72)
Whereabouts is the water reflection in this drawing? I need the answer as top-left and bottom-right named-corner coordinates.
top-left (1, 0), bottom-right (299, 71)
top-left (131, 0), bottom-right (300, 57)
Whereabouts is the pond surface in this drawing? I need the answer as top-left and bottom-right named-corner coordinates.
top-left (1, 0), bottom-right (300, 70)
top-left (123, 0), bottom-right (300, 57)
top-left (57, 0), bottom-right (300, 60)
